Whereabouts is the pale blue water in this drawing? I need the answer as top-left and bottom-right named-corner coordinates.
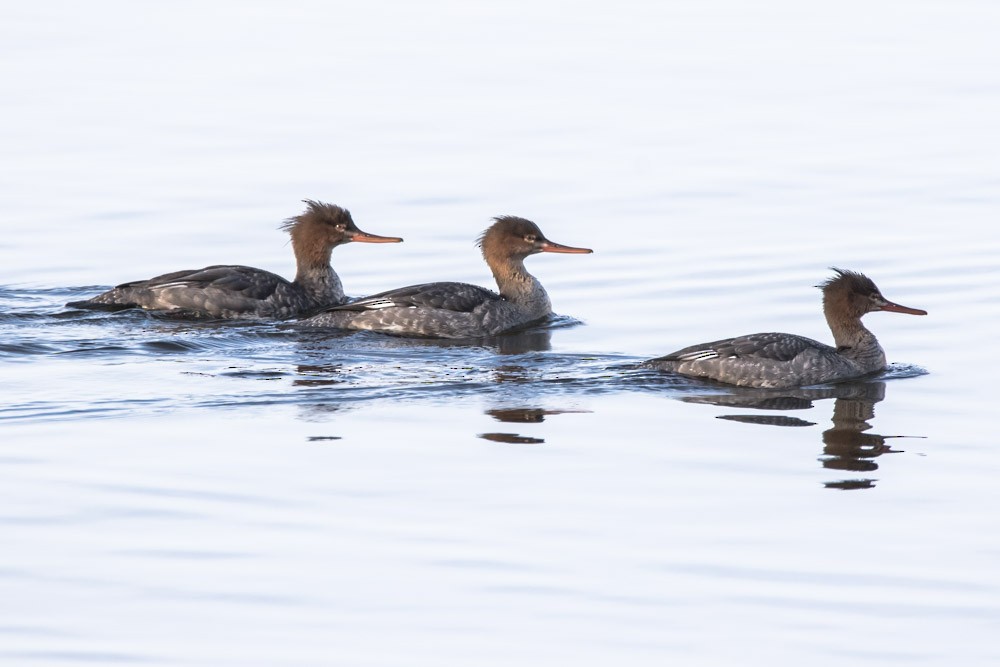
top-left (3, 2), bottom-right (1000, 665)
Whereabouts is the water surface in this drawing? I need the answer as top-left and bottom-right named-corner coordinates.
top-left (3, 1), bottom-right (1000, 665)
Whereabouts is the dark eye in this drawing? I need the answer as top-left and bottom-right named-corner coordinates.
top-left (524, 234), bottom-right (537, 243)
top-left (335, 223), bottom-right (347, 232)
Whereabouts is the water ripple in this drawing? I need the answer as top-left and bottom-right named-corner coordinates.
top-left (0, 285), bottom-right (938, 427)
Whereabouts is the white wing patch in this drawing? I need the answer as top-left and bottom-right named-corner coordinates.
top-left (357, 298), bottom-right (400, 310)
top-left (154, 282), bottom-right (190, 290)
top-left (677, 349), bottom-right (720, 362)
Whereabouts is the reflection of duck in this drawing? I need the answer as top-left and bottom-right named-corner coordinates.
top-left (301, 216), bottom-right (592, 338)
top-left (647, 269), bottom-right (926, 388)
top-left (68, 201), bottom-right (402, 319)
top-left (819, 386), bottom-right (904, 489)
top-left (486, 407), bottom-right (589, 423)
top-left (292, 363), bottom-right (344, 387)
top-left (683, 381), bottom-right (886, 411)
top-left (683, 381), bottom-right (916, 490)
top-left (478, 406), bottom-right (590, 444)
top-left (293, 324), bottom-right (554, 356)
top-left (479, 433), bottom-right (545, 444)
top-left (363, 327), bottom-right (554, 355)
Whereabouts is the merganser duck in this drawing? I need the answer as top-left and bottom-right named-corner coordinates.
top-left (301, 216), bottom-right (592, 338)
top-left (67, 200), bottom-right (402, 319)
top-left (645, 268), bottom-right (926, 388)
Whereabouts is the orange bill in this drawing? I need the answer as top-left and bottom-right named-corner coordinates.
top-left (538, 240), bottom-right (593, 254)
top-left (880, 300), bottom-right (927, 315)
top-left (351, 230), bottom-right (404, 243)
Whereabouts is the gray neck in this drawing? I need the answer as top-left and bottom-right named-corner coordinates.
top-left (295, 265), bottom-right (344, 303)
top-left (828, 318), bottom-right (886, 368)
top-left (492, 258), bottom-right (550, 309)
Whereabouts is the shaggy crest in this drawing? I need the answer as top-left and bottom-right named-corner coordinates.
top-left (280, 200), bottom-right (354, 234)
top-left (818, 267), bottom-right (879, 296)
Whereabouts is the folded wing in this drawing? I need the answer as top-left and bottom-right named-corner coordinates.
top-left (330, 282), bottom-right (502, 314)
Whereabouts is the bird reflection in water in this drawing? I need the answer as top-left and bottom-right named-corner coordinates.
top-left (479, 432), bottom-right (545, 444)
top-left (818, 389), bottom-right (909, 490)
top-left (478, 407), bottom-right (590, 444)
top-left (294, 323), bottom-right (552, 355)
top-left (336, 327), bottom-right (553, 355)
top-left (292, 363), bottom-right (344, 387)
top-left (684, 381), bottom-right (920, 490)
top-left (289, 326), bottom-right (562, 422)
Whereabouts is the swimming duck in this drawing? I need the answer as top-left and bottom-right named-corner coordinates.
top-left (67, 200), bottom-right (402, 319)
top-left (645, 268), bottom-right (926, 388)
top-left (301, 216), bottom-right (592, 338)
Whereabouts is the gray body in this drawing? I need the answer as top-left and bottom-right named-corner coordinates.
top-left (66, 200), bottom-right (400, 320)
top-left (645, 330), bottom-right (886, 389)
top-left (72, 264), bottom-right (344, 319)
top-left (303, 278), bottom-right (551, 338)
top-left (301, 215), bottom-right (590, 339)
top-left (645, 269), bottom-right (926, 389)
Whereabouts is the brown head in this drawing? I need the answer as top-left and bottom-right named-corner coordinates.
top-left (819, 268), bottom-right (927, 321)
top-left (281, 200), bottom-right (403, 268)
top-left (477, 216), bottom-right (592, 265)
